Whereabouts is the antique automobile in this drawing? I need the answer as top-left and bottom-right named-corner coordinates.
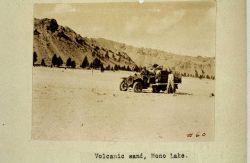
top-left (119, 69), bottom-right (182, 93)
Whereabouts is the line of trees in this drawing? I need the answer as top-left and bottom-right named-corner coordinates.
top-left (33, 52), bottom-right (215, 79)
top-left (66, 57), bottom-right (76, 68)
top-left (52, 54), bottom-right (63, 67)
top-left (181, 72), bottom-right (215, 80)
top-left (33, 52), bottom-right (137, 72)
top-left (80, 56), bottom-right (136, 72)
top-left (33, 52), bottom-right (47, 67)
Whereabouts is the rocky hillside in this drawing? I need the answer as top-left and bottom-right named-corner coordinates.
top-left (33, 18), bottom-right (137, 69)
top-left (92, 38), bottom-right (215, 78)
top-left (33, 18), bottom-right (215, 78)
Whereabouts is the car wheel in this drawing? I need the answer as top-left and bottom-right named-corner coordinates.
top-left (120, 80), bottom-right (128, 91)
top-left (133, 81), bottom-right (142, 93)
top-left (152, 86), bottom-right (160, 93)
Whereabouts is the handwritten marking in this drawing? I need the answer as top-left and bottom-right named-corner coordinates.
top-left (186, 132), bottom-right (206, 138)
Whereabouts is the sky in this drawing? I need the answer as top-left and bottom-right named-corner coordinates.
top-left (34, 1), bottom-right (216, 57)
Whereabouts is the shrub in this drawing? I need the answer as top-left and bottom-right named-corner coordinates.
top-left (52, 54), bottom-right (58, 66)
top-left (106, 65), bottom-right (110, 70)
top-left (66, 57), bottom-right (72, 67)
top-left (92, 58), bottom-right (102, 69)
top-left (71, 61), bottom-right (76, 68)
top-left (81, 56), bottom-right (89, 68)
top-left (57, 56), bottom-right (63, 67)
top-left (41, 59), bottom-right (46, 66)
top-left (33, 52), bottom-right (37, 65)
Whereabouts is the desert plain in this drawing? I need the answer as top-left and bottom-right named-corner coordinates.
top-left (32, 67), bottom-right (214, 141)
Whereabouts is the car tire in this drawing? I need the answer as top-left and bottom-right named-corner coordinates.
top-left (152, 86), bottom-right (160, 93)
top-left (133, 81), bottom-right (142, 93)
top-left (120, 80), bottom-right (128, 91)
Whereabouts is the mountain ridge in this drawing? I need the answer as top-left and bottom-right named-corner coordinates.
top-left (93, 37), bottom-right (215, 59)
top-left (33, 18), bottom-right (215, 78)
top-left (33, 18), bottom-right (137, 70)
top-left (90, 37), bottom-right (215, 78)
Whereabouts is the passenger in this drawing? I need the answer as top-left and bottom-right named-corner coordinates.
top-left (155, 68), bottom-right (161, 83)
top-left (141, 67), bottom-right (148, 75)
top-left (155, 65), bottom-right (162, 75)
top-left (148, 67), bottom-right (155, 75)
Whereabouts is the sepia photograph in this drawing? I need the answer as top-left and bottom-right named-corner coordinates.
top-left (32, 2), bottom-right (216, 141)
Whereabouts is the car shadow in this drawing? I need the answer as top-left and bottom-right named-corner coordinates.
top-left (174, 92), bottom-right (193, 96)
top-left (126, 89), bottom-right (192, 95)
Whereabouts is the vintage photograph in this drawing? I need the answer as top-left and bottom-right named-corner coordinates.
top-left (32, 2), bottom-right (216, 141)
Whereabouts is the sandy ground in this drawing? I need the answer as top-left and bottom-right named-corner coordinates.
top-left (32, 67), bottom-right (215, 141)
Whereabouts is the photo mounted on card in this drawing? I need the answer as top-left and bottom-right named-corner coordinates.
top-left (32, 2), bottom-right (216, 141)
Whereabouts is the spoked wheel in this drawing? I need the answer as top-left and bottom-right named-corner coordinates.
top-left (133, 81), bottom-right (143, 93)
top-left (120, 80), bottom-right (128, 91)
top-left (152, 86), bottom-right (160, 93)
